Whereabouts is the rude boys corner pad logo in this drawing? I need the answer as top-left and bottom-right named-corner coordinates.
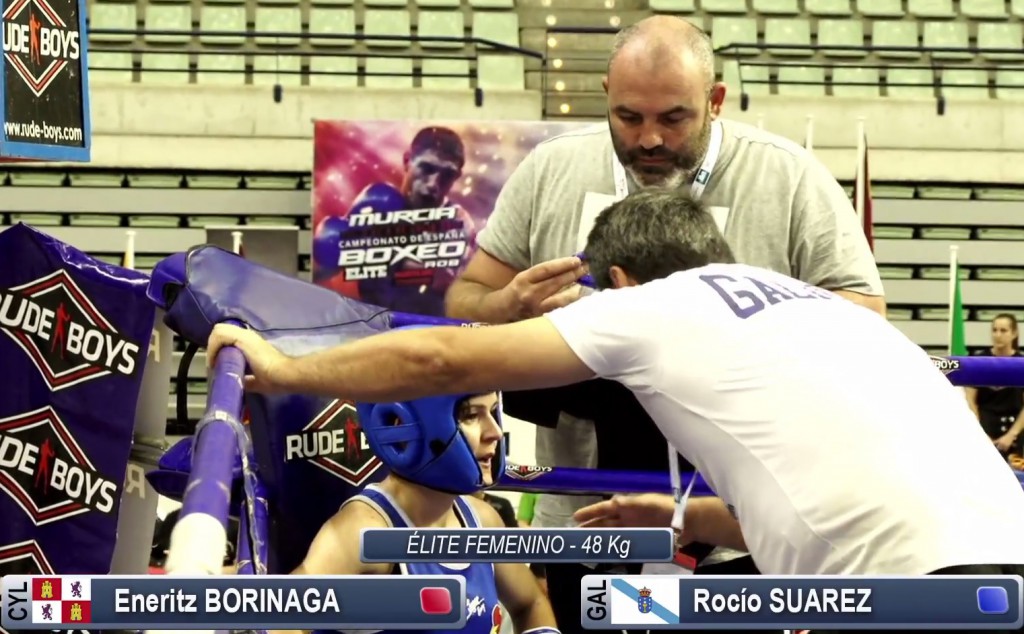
top-left (504, 464), bottom-right (552, 481)
top-left (0, 539), bottom-right (55, 576)
top-left (0, 405), bottom-right (120, 525)
top-left (0, 269), bottom-right (144, 392)
top-left (284, 399), bottom-right (382, 487)
top-left (930, 356), bottom-right (960, 375)
top-left (2, 0), bottom-right (80, 97)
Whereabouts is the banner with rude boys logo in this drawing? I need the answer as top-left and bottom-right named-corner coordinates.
top-left (0, 223), bottom-right (154, 581)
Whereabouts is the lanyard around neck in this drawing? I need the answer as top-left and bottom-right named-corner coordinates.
top-left (611, 119), bottom-right (724, 202)
top-left (608, 121), bottom-right (723, 547)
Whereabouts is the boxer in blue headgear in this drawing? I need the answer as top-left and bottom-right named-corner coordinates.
top-left (357, 390), bottom-right (505, 494)
top-left (287, 381), bottom-right (558, 634)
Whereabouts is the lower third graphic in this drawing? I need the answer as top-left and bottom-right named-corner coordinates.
top-left (611, 577), bottom-right (679, 625)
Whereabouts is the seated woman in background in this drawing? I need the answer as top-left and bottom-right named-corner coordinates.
top-left (966, 313), bottom-right (1024, 456)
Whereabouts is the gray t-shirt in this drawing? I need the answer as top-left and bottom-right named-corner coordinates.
top-left (477, 118), bottom-right (884, 528)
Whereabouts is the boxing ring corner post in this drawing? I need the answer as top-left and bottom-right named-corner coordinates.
top-left (162, 320), bottom-right (250, 577)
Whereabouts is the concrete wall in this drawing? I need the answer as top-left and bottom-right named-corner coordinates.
top-left (63, 82), bottom-right (1024, 183)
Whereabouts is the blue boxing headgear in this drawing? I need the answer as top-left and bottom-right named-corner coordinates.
top-left (356, 326), bottom-right (505, 495)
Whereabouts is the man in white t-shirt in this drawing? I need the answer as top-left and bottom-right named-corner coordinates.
top-left (209, 190), bottom-right (1024, 585)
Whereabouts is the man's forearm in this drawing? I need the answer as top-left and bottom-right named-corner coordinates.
top-left (274, 329), bottom-right (476, 402)
top-left (445, 279), bottom-right (515, 324)
top-left (689, 498), bottom-right (747, 552)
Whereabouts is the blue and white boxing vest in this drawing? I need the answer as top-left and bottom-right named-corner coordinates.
top-left (320, 483), bottom-right (503, 634)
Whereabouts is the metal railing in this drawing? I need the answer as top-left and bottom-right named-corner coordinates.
top-left (86, 27), bottom-right (544, 100)
top-left (717, 43), bottom-right (1024, 115)
top-left (541, 25), bottom-right (1024, 117)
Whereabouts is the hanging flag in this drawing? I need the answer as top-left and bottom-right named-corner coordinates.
top-left (855, 120), bottom-right (874, 252)
top-left (949, 246), bottom-right (968, 356)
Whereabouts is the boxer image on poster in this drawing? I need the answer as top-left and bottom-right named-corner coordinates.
top-left (314, 126), bottom-right (475, 317)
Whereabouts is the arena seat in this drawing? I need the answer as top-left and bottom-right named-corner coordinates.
top-left (942, 68), bottom-right (990, 99)
top-left (995, 70), bottom-right (1024, 99)
top-left (254, 56), bottom-right (304, 85)
top-left (253, 3), bottom-right (304, 89)
top-left (856, 0), bottom-right (904, 18)
top-left (752, 0), bottom-right (800, 17)
top-left (711, 17), bottom-right (759, 54)
top-left (90, 0), bottom-right (139, 44)
top-left (962, 0), bottom-right (1008, 18)
top-left (129, 215), bottom-right (182, 228)
top-left (419, 10), bottom-right (466, 48)
top-left (255, 6), bottom-right (303, 46)
top-left (832, 66), bottom-right (880, 96)
top-left (423, 59), bottom-right (471, 87)
top-left (468, 0), bottom-right (515, 10)
top-left (764, 18), bottom-right (813, 56)
top-left (472, 10), bottom-right (520, 47)
top-left (479, 55), bottom-right (525, 89)
top-left (197, 55), bottom-right (247, 83)
top-left (819, 20), bottom-right (866, 57)
top-left (776, 65), bottom-right (825, 96)
top-left (872, 20), bottom-right (921, 59)
top-left (144, 3), bottom-right (192, 45)
top-left (916, 185), bottom-right (973, 200)
top-left (9, 214), bottom-right (64, 227)
top-left (978, 267), bottom-right (1024, 280)
top-left (708, 0), bottom-right (752, 13)
top-left (648, 0), bottom-right (697, 12)
top-left (807, 0), bottom-right (853, 16)
top-left (979, 23), bottom-right (1024, 61)
top-left (67, 214), bottom-right (121, 227)
top-left (127, 174), bottom-right (185, 188)
top-left (907, 0), bottom-right (956, 19)
top-left (364, 9), bottom-right (412, 47)
top-left (308, 6), bottom-right (357, 46)
top-left (419, 0), bottom-right (462, 8)
top-left (309, 57), bottom-right (359, 86)
top-left (199, 4), bottom-right (247, 45)
top-left (923, 20), bottom-right (971, 60)
top-left (887, 67), bottom-right (934, 98)
top-left (186, 215), bottom-right (243, 227)
top-left (365, 58), bottom-right (415, 87)
top-left (722, 60), bottom-right (770, 94)
top-left (141, 53), bottom-right (190, 85)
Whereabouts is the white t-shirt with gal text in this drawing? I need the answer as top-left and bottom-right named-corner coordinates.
top-left (546, 263), bottom-right (1024, 575)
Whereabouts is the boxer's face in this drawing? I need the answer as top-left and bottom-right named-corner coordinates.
top-left (457, 393), bottom-right (502, 485)
top-left (402, 149), bottom-right (462, 209)
top-left (604, 55), bottom-right (725, 189)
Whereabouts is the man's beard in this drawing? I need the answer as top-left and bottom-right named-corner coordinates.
top-left (609, 111), bottom-right (713, 190)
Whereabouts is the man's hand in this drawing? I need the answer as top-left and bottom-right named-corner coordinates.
top-left (575, 495), bottom-right (747, 551)
top-left (207, 324), bottom-right (290, 393)
top-left (574, 493), bottom-right (691, 540)
top-left (499, 256), bottom-right (589, 320)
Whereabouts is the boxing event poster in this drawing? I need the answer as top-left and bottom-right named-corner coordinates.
top-left (0, 224), bottom-right (155, 581)
top-left (311, 120), bottom-right (588, 317)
